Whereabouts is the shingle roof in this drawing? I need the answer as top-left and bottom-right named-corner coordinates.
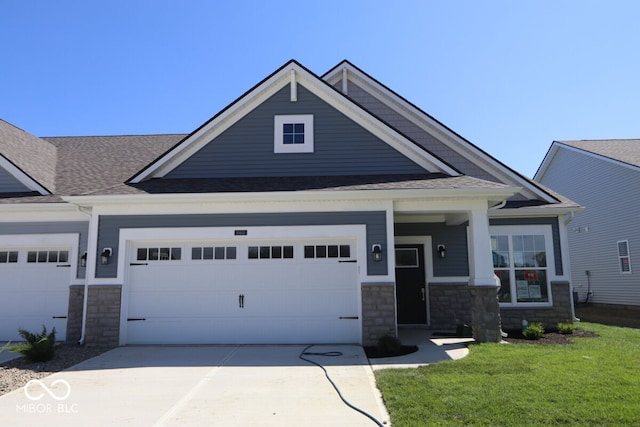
top-left (558, 139), bottom-right (640, 169)
top-left (0, 119), bottom-right (57, 192)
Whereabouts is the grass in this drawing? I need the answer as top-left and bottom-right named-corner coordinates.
top-left (375, 323), bottom-right (640, 426)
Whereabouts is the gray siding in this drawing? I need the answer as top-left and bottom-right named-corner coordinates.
top-left (96, 211), bottom-right (387, 278)
top-left (0, 166), bottom-right (30, 192)
top-left (0, 221), bottom-right (89, 278)
top-left (395, 223), bottom-right (470, 276)
top-left (538, 148), bottom-right (640, 306)
top-left (489, 217), bottom-right (564, 276)
top-left (166, 85), bottom-right (427, 178)
top-left (340, 81), bottom-right (499, 182)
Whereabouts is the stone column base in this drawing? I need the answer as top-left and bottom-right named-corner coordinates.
top-left (469, 285), bottom-right (502, 342)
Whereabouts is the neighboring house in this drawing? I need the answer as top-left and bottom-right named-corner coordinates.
top-left (535, 139), bottom-right (640, 308)
top-left (0, 60), bottom-right (581, 346)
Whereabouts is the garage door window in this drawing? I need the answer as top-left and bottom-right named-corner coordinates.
top-left (0, 251), bottom-right (18, 263)
top-left (248, 246), bottom-right (294, 259)
top-left (27, 250), bottom-right (69, 263)
top-left (192, 246), bottom-right (237, 260)
top-left (304, 245), bottom-right (351, 259)
top-left (137, 247), bottom-right (181, 261)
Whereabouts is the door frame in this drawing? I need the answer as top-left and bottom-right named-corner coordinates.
top-left (394, 236), bottom-right (433, 326)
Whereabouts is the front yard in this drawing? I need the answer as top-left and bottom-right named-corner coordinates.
top-left (376, 323), bottom-right (640, 426)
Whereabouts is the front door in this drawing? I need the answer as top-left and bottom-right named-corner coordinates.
top-left (395, 244), bottom-right (427, 324)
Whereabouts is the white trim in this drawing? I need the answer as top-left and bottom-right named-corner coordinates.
top-left (290, 69), bottom-right (297, 102)
top-left (129, 61), bottom-right (459, 182)
top-left (0, 154), bottom-right (50, 195)
top-left (324, 62), bottom-right (557, 203)
top-left (274, 114), bottom-right (314, 153)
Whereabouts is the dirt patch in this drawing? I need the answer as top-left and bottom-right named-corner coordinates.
top-left (503, 329), bottom-right (598, 345)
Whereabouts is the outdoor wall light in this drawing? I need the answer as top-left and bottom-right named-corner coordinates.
top-left (101, 248), bottom-right (112, 265)
top-left (372, 244), bottom-right (383, 262)
top-left (80, 251), bottom-right (87, 268)
top-left (437, 244), bottom-right (446, 259)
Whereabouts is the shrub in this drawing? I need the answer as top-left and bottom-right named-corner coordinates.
top-left (9, 325), bottom-right (56, 362)
top-left (523, 322), bottom-right (545, 340)
top-left (377, 335), bottom-right (402, 356)
top-left (557, 322), bottom-right (576, 335)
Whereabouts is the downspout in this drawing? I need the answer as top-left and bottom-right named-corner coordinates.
top-left (562, 211), bottom-right (580, 322)
top-left (75, 205), bottom-right (93, 345)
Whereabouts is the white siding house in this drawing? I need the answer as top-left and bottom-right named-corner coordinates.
top-left (535, 140), bottom-right (640, 306)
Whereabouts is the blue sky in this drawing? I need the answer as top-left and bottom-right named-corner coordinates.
top-left (1, 1), bottom-right (639, 178)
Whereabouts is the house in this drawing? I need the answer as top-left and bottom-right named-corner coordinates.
top-left (0, 60), bottom-right (582, 346)
top-left (535, 139), bottom-right (640, 310)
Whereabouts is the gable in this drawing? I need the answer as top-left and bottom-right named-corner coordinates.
top-left (130, 60), bottom-right (458, 183)
top-left (0, 158), bottom-right (33, 192)
top-left (165, 84), bottom-right (428, 179)
top-left (323, 61), bottom-right (559, 204)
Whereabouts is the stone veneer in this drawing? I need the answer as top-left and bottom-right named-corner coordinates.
top-left (428, 283), bottom-right (473, 330)
top-left (469, 285), bottom-right (502, 342)
top-left (66, 285), bottom-right (85, 344)
top-left (361, 283), bottom-right (396, 346)
top-left (83, 285), bottom-right (122, 346)
top-left (500, 281), bottom-right (574, 331)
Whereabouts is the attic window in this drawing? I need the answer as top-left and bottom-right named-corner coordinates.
top-left (274, 115), bottom-right (314, 153)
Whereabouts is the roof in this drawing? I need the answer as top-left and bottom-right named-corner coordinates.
top-left (556, 139), bottom-right (640, 169)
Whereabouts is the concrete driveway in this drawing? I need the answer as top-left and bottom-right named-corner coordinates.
top-left (0, 345), bottom-right (389, 426)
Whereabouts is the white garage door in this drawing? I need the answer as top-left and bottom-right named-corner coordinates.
top-left (0, 247), bottom-right (71, 341)
top-left (125, 240), bottom-right (360, 344)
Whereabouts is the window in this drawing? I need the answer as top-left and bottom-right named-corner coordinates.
top-left (137, 247), bottom-right (181, 261)
top-left (192, 246), bottom-right (237, 260)
top-left (618, 240), bottom-right (632, 273)
top-left (248, 246), bottom-right (294, 260)
top-left (27, 250), bottom-right (69, 263)
top-left (0, 251), bottom-right (18, 263)
top-left (304, 245), bottom-right (351, 259)
top-left (274, 115), bottom-right (314, 153)
top-left (395, 248), bottom-right (419, 268)
top-left (491, 226), bottom-right (553, 305)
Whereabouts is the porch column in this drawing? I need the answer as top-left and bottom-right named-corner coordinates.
top-left (467, 207), bottom-right (502, 342)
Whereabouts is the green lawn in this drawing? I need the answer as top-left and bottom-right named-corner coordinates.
top-left (375, 323), bottom-right (640, 426)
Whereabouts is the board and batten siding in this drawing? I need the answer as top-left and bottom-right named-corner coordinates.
top-left (538, 147), bottom-right (640, 306)
top-left (0, 221), bottom-right (89, 278)
top-left (0, 166), bottom-right (30, 192)
top-left (95, 211), bottom-right (388, 278)
top-left (166, 85), bottom-right (427, 179)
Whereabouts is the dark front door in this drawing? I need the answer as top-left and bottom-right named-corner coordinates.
top-left (395, 244), bottom-right (427, 324)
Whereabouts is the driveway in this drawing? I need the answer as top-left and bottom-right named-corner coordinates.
top-left (0, 345), bottom-right (389, 426)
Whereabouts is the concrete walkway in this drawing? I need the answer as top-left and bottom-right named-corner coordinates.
top-left (1, 345), bottom-right (390, 427)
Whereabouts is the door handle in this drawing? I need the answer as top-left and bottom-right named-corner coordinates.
top-left (421, 288), bottom-right (425, 301)
top-left (239, 293), bottom-right (245, 308)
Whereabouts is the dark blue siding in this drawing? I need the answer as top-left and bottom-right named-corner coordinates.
top-left (166, 85), bottom-right (427, 178)
top-left (0, 167), bottom-right (30, 192)
top-left (395, 223), bottom-right (470, 277)
top-left (96, 211), bottom-right (387, 278)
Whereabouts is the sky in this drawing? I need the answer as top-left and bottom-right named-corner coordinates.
top-left (1, 1), bottom-right (639, 178)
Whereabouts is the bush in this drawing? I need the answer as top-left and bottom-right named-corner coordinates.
top-left (523, 322), bottom-right (545, 340)
top-left (377, 335), bottom-right (402, 356)
top-left (9, 325), bottom-right (56, 362)
top-left (557, 322), bottom-right (576, 335)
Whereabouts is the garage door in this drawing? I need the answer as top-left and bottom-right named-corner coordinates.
top-left (124, 240), bottom-right (360, 344)
top-left (0, 247), bottom-right (71, 341)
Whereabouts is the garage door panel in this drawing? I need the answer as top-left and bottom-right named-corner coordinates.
top-left (126, 239), bottom-right (359, 344)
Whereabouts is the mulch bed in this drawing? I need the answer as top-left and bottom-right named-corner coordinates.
top-left (502, 329), bottom-right (598, 345)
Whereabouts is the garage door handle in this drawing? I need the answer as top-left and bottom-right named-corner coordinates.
top-left (56, 264), bottom-right (71, 268)
top-left (339, 316), bottom-right (359, 320)
top-left (239, 294), bottom-right (245, 308)
top-left (130, 262), bottom-right (149, 266)
top-left (339, 260), bottom-right (357, 263)
top-left (127, 318), bottom-right (146, 321)
top-left (52, 316), bottom-right (67, 319)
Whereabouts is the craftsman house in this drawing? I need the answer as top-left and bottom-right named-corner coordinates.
top-left (0, 60), bottom-right (581, 346)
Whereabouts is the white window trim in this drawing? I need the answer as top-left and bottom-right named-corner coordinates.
top-left (617, 240), bottom-right (632, 274)
top-left (490, 225), bottom-right (555, 308)
top-left (274, 114), bottom-right (314, 153)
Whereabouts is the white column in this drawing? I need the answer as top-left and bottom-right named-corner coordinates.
top-left (467, 207), bottom-right (497, 287)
